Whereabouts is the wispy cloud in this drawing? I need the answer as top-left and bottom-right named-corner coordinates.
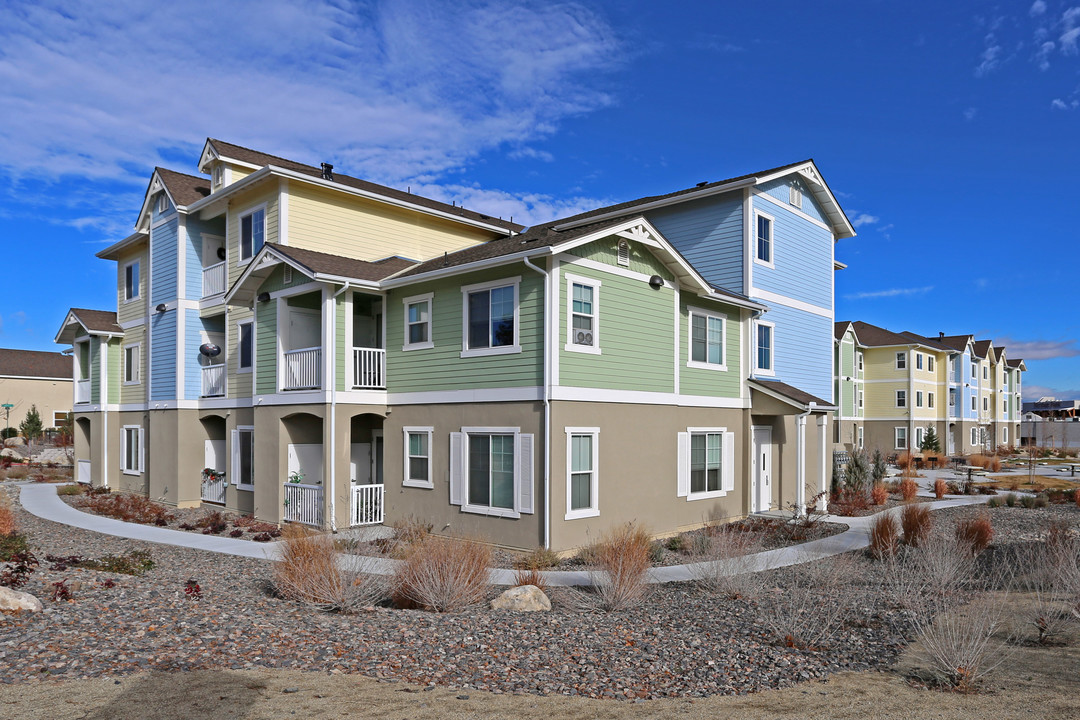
top-left (849, 212), bottom-right (879, 228)
top-left (1021, 383), bottom-right (1080, 401)
top-left (975, 33), bottom-right (1004, 76)
top-left (844, 286), bottom-right (933, 300)
top-left (1031, 0), bottom-right (1048, 17)
top-left (964, 107), bottom-right (979, 121)
top-left (993, 337), bottom-right (1080, 360)
top-left (691, 34), bottom-right (746, 53)
top-left (1062, 7), bottom-right (1080, 54)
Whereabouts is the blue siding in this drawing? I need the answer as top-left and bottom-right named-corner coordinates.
top-left (150, 218), bottom-right (178, 306)
top-left (150, 311), bottom-right (177, 400)
top-left (962, 351), bottom-right (978, 420)
top-left (182, 309), bottom-right (205, 400)
top-left (151, 195), bottom-right (174, 224)
top-left (646, 191), bottom-right (744, 294)
top-left (185, 221), bottom-right (204, 300)
top-left (757, 176), bottom-right (827, 225)
top-left (754, 304), bottom-right (833, 402)
top-left (751, 195), bottom-right (832, 309)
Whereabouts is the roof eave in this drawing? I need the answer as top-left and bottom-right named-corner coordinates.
top-left (96, 231), bottom-right (148, 260)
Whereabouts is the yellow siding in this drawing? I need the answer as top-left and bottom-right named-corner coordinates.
top-left (286, 182), bottom-right (499, 263)
top-left (119, 324), bottom-right (146, 405)
top-left (864, 381), bottom-right (907, 417)
top-left (226, 185), bottom-right (279, 289)
top-left (116, 246), bottom-right (148, 325)
top-left (227, 307), bottom-right (254, 399)
top-left (862, 347), bottom-right (907, 380)
top-left (230, 166), bottom-right (253, 183)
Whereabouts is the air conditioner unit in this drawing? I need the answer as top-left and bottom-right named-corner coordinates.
top-left (575, 331), bottom-right (593, 346)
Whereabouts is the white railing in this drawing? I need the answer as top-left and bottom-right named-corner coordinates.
top-left (77, 459), bottom-right (91, 484)
top-left (351, 483), bottom-right (385, 526)
top-left (353, 347), bottom-right (386, 389)
top-left (202, 261), bottom-right (226, 297)
top-left (76, 379), bottom-right (90, 404)
top-left (201, 475), bottom-right (227, 504)
top-left (283, 482), bottom-right (324, 526)
top-left (201, 363), bottom-right (226, 397)
top-left (282, 347), bottom-right (321, 390)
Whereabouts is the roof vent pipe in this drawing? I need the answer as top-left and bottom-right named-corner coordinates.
top-left (321, 163), bottom-right (334, 180)
top-left (939, 332), bottom-right (945, 340)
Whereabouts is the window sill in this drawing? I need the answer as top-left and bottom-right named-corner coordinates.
top-left (460, 345), bottom-right (521, 359)
top-left (461, 503), bottom-right (520, 519)
top-left (753, 258), bottom-right (774, 270)
top-left (687, 360), bottom-right (727, 372)
top-left (122, 469), bottom-right (141, 476)
top-left (753, 368), bottom-right (776, 378)
top-left (686, 490), bottom-right (728, 502)
top-left (565, 508), bottom-right (599, 520)
top-left (237, 367), bottom-right (252, 374)
top-left (403, 342), bottom-right (434, 352)
top-left (565, 343), bottom-right (601, 355)
top-left (122, 380), bottom-right (141, 386)
top-left (234, 484), bottom-right (254, 492)
top-left (402, 479), bottom-right (433, 489)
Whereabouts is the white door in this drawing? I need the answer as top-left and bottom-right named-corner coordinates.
top-left (947, 426), bottom-right (956, 455)
top-left (288, 309), bottom-right (320, 350)
top-left (350, 442), bottom-right (371, 484)
top-left (752, 426), bottom-right (773, 513)
top-left (204, 439), bottom-right (226, 472)
top-left (287, 443), bottom-right (323, 485)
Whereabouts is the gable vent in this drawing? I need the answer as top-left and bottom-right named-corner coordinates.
top-left (283, 266), bottom-right (293, 284)
top-left (617, 240), bottom-right (630, 267)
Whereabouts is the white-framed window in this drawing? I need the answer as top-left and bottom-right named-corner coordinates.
top-left (857, 352), bottom-right (864, 372)
top-left (157, 193), bottom-right (168, 214)
top-left (449, 427), bottom-right (533, 518)
top-left (895, 426), bottom-right (908, 449)
top-left (617, 240), bottom-right (630, 267)
top-left (460, 277), bottom-right (521, 358)
top-left (566, 274), bottom-right (600, 354)
top-left (239, 205), bottom-right (266, 262)
top-left (949, 388), bottom-right (956, 408)
top-left (755, 321), bottom-right (775, 375)
top-left (123, 343), bottom-right (140, 385)
top-left (1003, 427), bottom-right (1009, 444)
top-left (238, 320), bottom-right (253, 371)
top-left (754, 211), bottom-right (774, 267)
top-left (858, 389), bottom-right (864, 409)
top-left (565, 427), bottom-right (599, 520)
top-left (983, 365), bottom-right (988, 380)
top-left (916, 390), bottom-right (923, 408)
top-left (1003, 398), bottom-right (1007, 414)
top-left (283, 266), bottom-right (293, 285)
top-left (121, 425), bottom-right (143, 475)
top-left (124, 260), bottom-right (140, 302)
top-left (928, 355), bottom-right (935, 372)
top-left (402, 426), bottom-right (434, 489)
top-left (53, 411), bottom-right (70, 428)
top-left (928, 392), bottom-right (934, 408)
top-left (970, 427), bottom-right (979, 446)
top-left (232, 427), bottom-right (255, 489)
top-left (983, 396), bottom-right (988, 412)
top-left (896, 390), bottom-right (907, 408)
top-left (971, 360), bottom-right (978, 378)
top-left (915, 426), bottom-right (925, 448)
top-left (402, 292), bottom-right (434, 351)
top-left (677, 427), bottom-right (734, 500)
top-left (916, 353), bottom-right (923, 370)
top-left (213, 165), bottom-right (224, 189)
top-left (896, 351), bottom-right (906, 370)
top-left (971, 395), bottom-right (977, 412)
top-left (687, 306), bottom-right (727, 370)
top-left (789, 184), bottom-right (802, 208)
top-left (857, 425), bottom-right (864, 449)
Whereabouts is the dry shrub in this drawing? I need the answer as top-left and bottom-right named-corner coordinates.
top-left (1075, 489), bottom-right (1080, 508)
top-left (896, 451), bottom-right (915, 471)
top-left (392, 533), bottom-right (491, 612)
top-left (512, 567), bottom-right (548, 596)
top-left (871, 483), bottom-right (889, 506)
top-left (689, 525), bottom-right (765, 599)
top-left (899, 476), bottom-right (918, 502)
top-left (0, 494), bottom-right (15, 537)
top-left (273, 523), bottom-right (386, 612)
top-left (514, 546), bottom-right (561, 571)
top-left (76, 492), bottom-right (173, 525)
top-left (969, 454), bottom-right (1001, 472)
top-left (901, 503), bottom-right (932, 547)
top-left (909, 589), bottom-right (1014, 691)
top-left (762, 553), bottom-right (863, 650)
top-left (934, 478), bottom-right (947, 500)
top-left (990, 456), bottom-right (1002, 473)
top-left (1018, 522), bottom-right (1080, 644)
top-left (869, 512), bottom-right (900, 560)
top-left (573, 522), bottom-right (652, 612)
top-left (955, 513), bottom-right (994, 555)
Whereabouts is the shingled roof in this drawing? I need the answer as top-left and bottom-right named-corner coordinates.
top-left (899, 331), bottom-right (954, 353)
top-left (936, 334), bottom-right (974, 353)
top-left (849, 321), bottom-right (913, 347)
top-left (207, 139), bottom-right (524, 233)
top-left (972, 339), bottom-right (993, 359)
top-left (0, 349), bottom-right (72, 379)
top-left (156, 167), bottom-right (211, 207)
top-left (266, 244), bottom-right (416, 282)
top-left (69, 309), bottom-right (122, 335)
top-left (749, 379), bottom-right (834, 410)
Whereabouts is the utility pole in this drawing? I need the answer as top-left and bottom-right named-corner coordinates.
top-left (1, 403), bottom-right (11, 438)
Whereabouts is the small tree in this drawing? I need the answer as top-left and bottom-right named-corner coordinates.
top-left (920, 425), bottom-right (941, 454)
top-left (19, 405), bottom-right (43, 450)
top-left (846, 449), bottom-right (870, 495)
top-left (871, 448), bottom-right (887, 483)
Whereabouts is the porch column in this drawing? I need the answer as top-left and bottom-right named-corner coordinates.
top-left (795, 414), bottom-right (807, 514)
top-left (817, 414), bottom-right (828, 511)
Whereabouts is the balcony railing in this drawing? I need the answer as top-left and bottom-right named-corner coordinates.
top-left (351, 483), bottom-right (385, 526)
top-left (201, 474), bottom-right (227, 504)
top-left (202, 261), bottom-right (226, 297)
top-left (282, 347), bottom-right (321, 390)
top-left (283, 482), bottom-right (324, 526)
top-left (76, 379), bottom-right (90, 404)
top-left (201, 363), bottom-right (226, 397)
top-left (352, 347), bottom-right (386, 389)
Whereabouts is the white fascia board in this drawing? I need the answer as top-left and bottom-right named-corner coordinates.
top-left (753, 161), bottom-right (856, 240)
top-left (188, 166), bottom-right (274, 218)
top-left (698, 290), bottom-right (767, 312)
top-left (749, 380), bottom-right (837, 412)
top-left (381, 249), bottom-right (546, 289)
top-left (96, 231), bottom-right (148, 260)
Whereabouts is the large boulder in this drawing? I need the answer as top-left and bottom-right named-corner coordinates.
top-left (0, 586), bottom-right (43, 613)
top-left (4, 437), bottom-right (24, 447)
top-left (490, 584), bottom-right (551, 612)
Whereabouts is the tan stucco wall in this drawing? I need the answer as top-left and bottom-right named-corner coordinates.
top-left (0, 376), bottom-right (73, 431)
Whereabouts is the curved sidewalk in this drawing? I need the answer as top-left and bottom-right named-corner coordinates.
top-left (18, 483), bottom-right (990, 587)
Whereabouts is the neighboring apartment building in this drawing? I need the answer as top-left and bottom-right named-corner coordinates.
top-left (834, 322), bottom-right (1024, 456)
top-left (56, 139), bottom-right (853, 552)
top-left (0, 348), bottom-right (73, 433)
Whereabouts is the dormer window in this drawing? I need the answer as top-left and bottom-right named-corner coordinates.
top-left (213, 166), bottom-right (224, 189)
top-left (789, 184), bottom-right (802, 208)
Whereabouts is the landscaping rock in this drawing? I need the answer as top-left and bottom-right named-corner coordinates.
top-left (4, 436), bottom-right (24, 447)
top-left (0, 585), bottom-right (43, 613)
top-left (490, 585), bottom-right (551, 612)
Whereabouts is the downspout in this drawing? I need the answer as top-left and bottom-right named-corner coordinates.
top-left (522, 256), bottom-right (550, 550)
top-left (101, 337), bottom-right (109, 489)
top-left (328, 281), bottom-right (352, 532)
top-left (795, 401), bottom-right (816, 516)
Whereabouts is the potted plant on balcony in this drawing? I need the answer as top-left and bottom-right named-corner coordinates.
top-left (201, 468), bottom-right (227, 485)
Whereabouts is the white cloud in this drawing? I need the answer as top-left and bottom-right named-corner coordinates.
top-left (975, 33), bottom-right (1003, 76)
top-left (850, 212), bottom-right (879, 228)
top-left (409, 182), bottom-right (615, 227)
top-left (1035, 40), bottom-right (1056, 69)
top-left (964, 107), bottom-right (978, 121)
top-left (1031, 0), bottom-right (1048, 16)
top-left (1063, 7), bottom-right (1080, 54)
top-left (507, 147), bottom-right (555, 163)
top-left (0, 1), bottom-right (622, 225)
top-left (1052, 98), bottom-right (1070, 109)
top-left (993, 337), bottom-right (1080, 360)
top-left (1022, 384), bottom-right (1080, 401)
top-left (844, 286), bottom-right (933, 300)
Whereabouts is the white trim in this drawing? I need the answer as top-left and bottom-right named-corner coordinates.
top-left (237, 202), bottom-right (268, 266)
top-left (753, 319), bottom-right (775, 376)
top-left (753, 209), bottom-right (775, 269)
top-left (233, 425), bottom-right (255, 490)
top-left (460, 276), bottom-right (522, 358)
top-left (564, 272), bottom-right (601, 354)
top-left (747, 288), bottom-right (832, 318)
top-left (389, 387), bottom-right (542, 405)
top-left (460, 426), bottom-right (523, 519)
top-left (896, 389), bottom-right (907, 408)
top-left (550, 258), bottom-right (561, 386)
top-left (895, 426), bottom-right (908, 449)
top-left (0, 374), bottom-right (72, 383)
top-left (552, 385), bottom-right (748, 408)
top-left (743, 187), bottom-right (753, 293)
top-left (564, 427), bottom-right (600, 520)
top-left (751, 187), bottom-right (831, 231)
top-left (401, 292), bottom-right (435, 351)
top-left (121, 425), bottom-right (142, 475)
top-left (686, 305), bottom-right (728, 371)
top-left (117, 317), bottom-right (145, 331)
top-left (558, 255), bottom-right (670, 287)
top-left (402, 426), bottom-right (434, 489)
top-left (122, 342), bottom-right (141, 385)
top-left (278, 179), bottom-right (289, 246)
top-left (122, 259), bottom-right (141, 303)
top-left (673, 286), bottom-right (680, 395)
top-left (683, 426), bottom-right (731, 501)
top-left (237, 318), bottom-right (254, 373)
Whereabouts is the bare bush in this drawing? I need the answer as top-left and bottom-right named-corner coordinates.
top-left (512, 567), bottom-right (548, 596)
top-left (901, 503), bottom-right (932, 547)
top-left (869, 512), bottom-right (899, 560)
top-left (761, 553), bottom-right (862, 649)
top-left (689, 525), bottom-right (766, 600)
top-left (0, 494), bottom-right (16, 537)
top-left (273, 524), bottom-right (386, 612)
top-left (916, 528), bottom-right (977, 599)
top-left (1016, 524), bottom-right (1080, 644)
top-left (392, 533), bottom-right (491, 612)
top-left (570, 522), bottom-right (652, 612)
top-left (955, 513), bottom-right (994, 555)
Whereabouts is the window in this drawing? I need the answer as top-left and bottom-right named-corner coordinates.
top-left (676, 428), bottom-right (734, 500)
top-left (233, 427), bottom-right (254, 489)
top-left (283, 266), bottom-right (293, 284)
top-left (461, 278), bottom-right (520, 357)
top-left (896, 352), bottom-right (906, 370)
top-left (123, 343), bottom-right (140, 385)
top-left (239, 207), bottom-right (266, 261)
top-left (895, 427), bottom-right (908, 449)
top-left (157, 193), bottom-right (168, 214)
top-left (688, 307), bottom-right (727, 370)
top-left (983, 366), bottom-right (988, 380)
top-left (755, 212), bottom-right (773, 265)
top-left (916, 391), bottom-right (923, 408)
top-left (1003, 399), bottom-right (1007, 414)
top-left (238, 321), bottom-right (253, 371)
top-left (971, 395), bottom-right (977, 412)
top-left (1003, 427), bottom-right (1009, 444)
top-left (949, 388), bottom-right (956, 408)
top-left (928, 392), bottom-right (934, 408)
top-left (857, 352), bottom-right (864, 372)
top-left (565, 428), bottom-right (599, 519)
top-left (755, 321), bottom-right (774, 374)
top-left (858, 389), bottom-right (864, 409)
top-left (213, 166), bottom-right (223, 189)
top-left (789, 184), bottom-right (802, 208)
top-left (896, 390), bottom-right (907, 408)
top-left (928, 356), bottom-right (935, 372)
top-left (53, 411), bottom-right (70, 428)
top-left (566, 276), bottom-right (600, 353)
top-left (916, 353), bottom-right (923, 370)
top-left (970, 427), bottom-right (979, 446)
top-left (971, 361), bottom-right (978, 378)
top-left (402, 427), bottom-right (433, 489)
top-left (124, 261), bottom-right (140, 301)
top-left (858, 425), bottom-right (864, 449)
top-left (402, 293), bottom-right (434, 351)
top-left (122, 426), bottom-right (142, 475)
top-left (450, 427), bottom-right (533, 518)
top-left (983, 397), bottom-right (988, 412)
top-left (915, 427), bottom-right (925, 448)
top-left (617, 240), bottom-right (630, 267)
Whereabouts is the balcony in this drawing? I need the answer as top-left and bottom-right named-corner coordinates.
top-left (201, 474), bottom-right (227, 504)
top-left (202, 261), bottom-right (226, 297)
top-left (76, 379), bottom-right (90, 404)
top-left (283, 482), bottom-right (324, 526)
top-left (351, 483), bottom-right (385, 526)
top-left (352, 348), bottom-right (386, 389)
top-left (201, 364), bottom-right (226, 398)
top-left (282, 347), bottom-right (321, 391)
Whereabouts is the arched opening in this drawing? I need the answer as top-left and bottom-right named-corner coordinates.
top-left (281, 412), bottom-right (325, 525)
top-left (199, 414), bottom-right (227, 503)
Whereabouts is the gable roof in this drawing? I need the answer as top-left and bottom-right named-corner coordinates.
top-left (849, 321), bottom-right (913, 348)
top-left (899, 331), bottom-right (953, 353)
top-left (972, 339), bottom-right (993, 360)
top-left (749, 379), bottom-right (835, 411)
top-left (936, 334), bottom-right (975, 353)
top-left (54, 308), bottom-right (123, 344)
top-left (0, 349), bottom-right (72, 380)
top-left (157, 167), bottom-right (212, 207)
top-left (835, 321), bottom-right (855, 341)
top-left (1007, 358), bottom-right (1026, 370)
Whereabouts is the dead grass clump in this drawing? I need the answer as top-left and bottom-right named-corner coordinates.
top-left (934, 478), bottom-right (947, 499)
top-left (899, 476), bottom-right (918, 502)
top-left (896, 451), bottom-right (915, 471)
top-left (901, 503), bottom-right (932, 547)
top-left (76, 492), bottom-right (174, 526)
top-left (512, 567), bottom-right (548, 596)
top-left (5, 467), bottom-right (29, 480)
top-left (969, 454), bottom-right (1001, 472)
top-left (955, 513), bottom-right (994, 555)
top-left (0, 494), bottom-right (15, 537)
top-left (391, 533), bottom-right (491, 612)
top-left (870, 482), bottom-right (889, 506)
top-left (909, 589), bottom-right (1014, 691)
top-left (869, 512), bottom-right (900, 560)
top-left (273, 523), bottom-right (386, 612)
top-left (689, 525), bottom-right (765, 599)
top-left (391, 515), bottom-right (432, 545)
top-left (513, 546), bottom-right (561, 571)
top-left (573, 522), bottom-right (652, 612)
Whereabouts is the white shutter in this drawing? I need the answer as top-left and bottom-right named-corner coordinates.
top-left (137, 428), bottom-right (145, 474)
top-left (231, 429), bottom-right (239, 483)
top-left (722, 431), bottom-right (735, 493)
top-left (517, 433), bottom-right (534, 514)
top-left (449, 432), bottom-right (464, 506)
top-left (676, 432), bottom-right (689, 497)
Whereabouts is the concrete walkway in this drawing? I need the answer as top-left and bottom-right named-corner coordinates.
top-left (17, 482), bottom-right (992, 587)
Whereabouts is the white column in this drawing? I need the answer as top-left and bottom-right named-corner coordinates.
top-left (817, 414), bottom-right (828, 511)
top-left (795, 413), bottom-right (807, 514)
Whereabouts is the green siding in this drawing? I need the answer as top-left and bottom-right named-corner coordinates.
top-left (255, 303), bottom-right (278, 395)
top-left (336, 293), bottom-right (346, 392)
top-left (678, 298), bottom-right (742, 398)
top-left (90, 338), bottom-right (101, 403)
top-left (259, 264), bottom-right (315, 296)
top-left (566, 237), bottom-right (675, 281)
top-left (108, 340), bottom-right (120, 404)
top-left (386, 266), bottom-right (543, 392)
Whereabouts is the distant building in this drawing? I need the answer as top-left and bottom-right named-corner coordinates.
top-left (1022, 397), bottom-right (1080, 419)
top-left (0, 348), bottom-right (74, 432)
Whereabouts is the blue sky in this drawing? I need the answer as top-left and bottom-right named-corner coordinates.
top-left (1, 0), bottom-right (1077, 399)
